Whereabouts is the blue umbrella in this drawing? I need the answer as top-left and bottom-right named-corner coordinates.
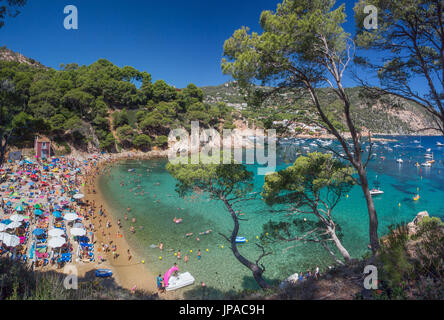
top-left (15, 204), bottom-right (24, 212)
top-left (1, 219), bottom-right (11, 225)
top-left (32, 228), bottom-right (45, 236)
top-left (34, 209), bottom-right (43, 216)
top-left (53, 211), bottom-right (62, 218)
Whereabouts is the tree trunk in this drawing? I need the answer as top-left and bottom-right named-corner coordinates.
top-left (356, 165), bottom-right (379, 254)
top-left (321, 242), bottom-right (345, 266)
top-left (222, 198), bottom-right (270, 289)
top-left (0, 138), bottom-right (7, 167)
top-left (328, 227), bottom-right (351, 262)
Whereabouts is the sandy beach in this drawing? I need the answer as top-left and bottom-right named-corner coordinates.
top-left (81, 152), bottom-right (185, 299)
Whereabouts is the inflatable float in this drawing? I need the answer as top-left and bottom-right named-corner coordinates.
top-left (95, 269), bottom-right (113, 278)
top-left (165, 272), bottom-right (195, 291)
top-left (235, 236), bottom-right (247, 243)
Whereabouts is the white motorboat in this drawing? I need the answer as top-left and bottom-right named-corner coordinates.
top-left (426, 148), bottom-right (431, 152)
top-left (165, 272), bottom-right (195, 291)
top-left (396, 159), bottom-right (403, 163)
top-left (424, 153), bottom-right (433, 159)
top-left (369, 188), bottom-right (384, 196)
top-left (421, 162), bottom-right (432, 167)
top-left (437, 142), bottom-right (444, 147)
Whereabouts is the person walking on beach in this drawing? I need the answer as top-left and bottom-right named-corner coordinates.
top-left (197, 249), bottom-right (201, 260)
top-left (184, 255), bottom-right (188, 264)
top-left (127, 249), bottom-right (131, 261)
top-left (315, 266), bottom-right (320, 280)
top-left (177, 250), bottom-right (181, 260)
top-left (156, 274), bottom-right (164, 293)
top-left (112, 245), bottom-right (117, 259)
top-left (159, 242), bottom-right (163, 251)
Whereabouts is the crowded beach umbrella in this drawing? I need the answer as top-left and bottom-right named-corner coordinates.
top-left (34, 203), bottom-right (42, 209)
top-left (73, 193), bottom-right (84, 200)
top-left (0, 223), bottom-right (7, 232)
top-left (1, 219), bottom-right (11, 225)
top-left (14, 204), bottom-right (24, 212)
top-left (32, 228), bottom-right (45, 236)
top-left (63, 212), bottom-right (78, 221)
top-left (52, 211), bottom-right (62, 218)
top-left (10, 214), bottom-right (25, 222)
top-left (48, 228), bottom-right (64, 237)
top-left (70, 227), bottom-right (86, 236)
top-left (48, 236), bottom-right (66, 248)
top-left (0, 232), bottom-right (20, 247)
top-left (73, 222), bottom-right (84, 229)
top-left (34, 209), bottom-right (43, 216)
top-left (5, 221), bottom-right (21, 229)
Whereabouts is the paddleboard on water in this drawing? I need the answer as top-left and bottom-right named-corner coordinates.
top-left (235, 236), bottom-right (247, 243)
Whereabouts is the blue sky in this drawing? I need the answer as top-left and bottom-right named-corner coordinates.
top-left (1, 0), bottom-right (370, 88)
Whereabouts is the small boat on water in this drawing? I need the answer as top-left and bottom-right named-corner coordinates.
top-left (421, 162), bottom-right (432, 167)
top-left (95, 269), bottom-right (113, 278)
top-left (370, 188), bottom-right (384, 196)
top-left (396, 158), bottom-right (403, 163)
top-left (414, 140), bottom-right (420, 143)
top-left (426, 148), bottom-right (431, 152)
top-left (424, 153), bottom-right (433, 159)
top-left (165, 272), bottom-right (195, 291)
top-left (437, 142), bottom-right (444, 147)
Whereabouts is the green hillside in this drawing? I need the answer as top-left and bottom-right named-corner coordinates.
top-left (0, 47), bottom-right (237, 159)
top-left (201, 82), bottom-right (437, 135)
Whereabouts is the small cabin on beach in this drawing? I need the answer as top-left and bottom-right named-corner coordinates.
top-left (34, 136), bottom-right (51, 160)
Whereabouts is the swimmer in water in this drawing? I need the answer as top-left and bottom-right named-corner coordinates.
top-left (185, 233), bottom-right (193, 237)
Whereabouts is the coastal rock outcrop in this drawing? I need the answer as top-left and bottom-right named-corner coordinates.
top-left (407, 211), bottom-right (429, 235)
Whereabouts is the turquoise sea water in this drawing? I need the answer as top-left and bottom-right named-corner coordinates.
top-left (98, 136), bottom-right (444, 297)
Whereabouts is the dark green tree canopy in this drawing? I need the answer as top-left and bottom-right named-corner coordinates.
top-left (354, 0), bottom-right (444, 134)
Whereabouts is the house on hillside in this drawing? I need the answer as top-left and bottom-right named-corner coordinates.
top-left (34, 136), bottom-right (51, 160)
